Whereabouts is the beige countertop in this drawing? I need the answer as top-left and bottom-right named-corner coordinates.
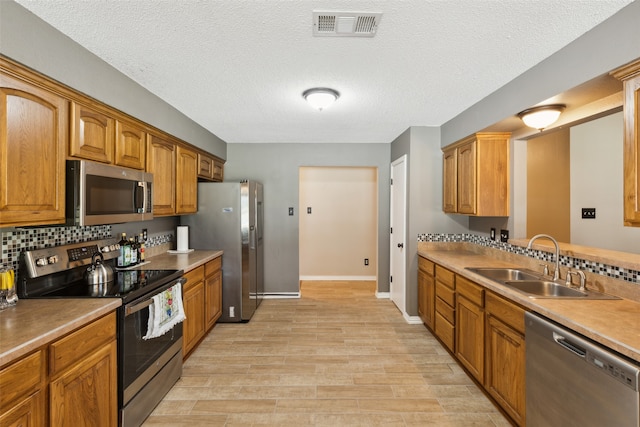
top-left (418, 248), bottom-right (640, 362)
top-left (0, 298), bottom-right (121, 367)
top-left (126, 249), bottom-right (223, 272)
top-left (0, 250), bottom-right (222, 368)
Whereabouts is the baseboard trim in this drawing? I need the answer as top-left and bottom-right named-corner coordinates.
top-left (375, 291), bottom-right (390, 299)
top-left (404, 314), bottom-right (424, 325)
top-left (299, 275), bottom-right (377, 281)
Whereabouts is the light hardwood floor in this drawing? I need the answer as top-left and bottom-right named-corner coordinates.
top-left (143, 281), bottom-right (511, 426)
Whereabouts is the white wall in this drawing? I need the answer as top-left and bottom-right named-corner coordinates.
top-left (299, 167), bottom-right (377, 279)
top-left (570, 112), bottom-right (640, 253)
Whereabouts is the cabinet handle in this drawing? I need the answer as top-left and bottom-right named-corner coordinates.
top-left (397, 243), bottom-right (404, 248)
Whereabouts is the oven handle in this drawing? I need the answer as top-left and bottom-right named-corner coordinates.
top-left (125, 277), bottom-right (186, 316)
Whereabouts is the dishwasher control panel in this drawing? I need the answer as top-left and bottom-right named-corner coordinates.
top-left (587, 351), bottom-right (638, 390)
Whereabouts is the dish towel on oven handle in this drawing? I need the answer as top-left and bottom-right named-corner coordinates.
top-left (143, 281), bottom-right (186, 340)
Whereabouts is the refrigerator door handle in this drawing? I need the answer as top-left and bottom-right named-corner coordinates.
top-left (250, 225), bottom-right (256, 250)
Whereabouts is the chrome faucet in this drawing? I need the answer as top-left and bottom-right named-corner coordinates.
top-left (527, 234), bottom-right (560, 281)
top-left (566, 270), bottom-right (587, 291)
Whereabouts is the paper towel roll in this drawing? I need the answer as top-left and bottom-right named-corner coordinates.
top-left (177, 226), bottom-right (189, 251)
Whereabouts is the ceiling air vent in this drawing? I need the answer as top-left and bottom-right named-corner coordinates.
top-left (313, 11), bottom-right (382, 37)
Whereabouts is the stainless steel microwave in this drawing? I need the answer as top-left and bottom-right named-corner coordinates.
top-left (66, 160), bottom-right (153, 226)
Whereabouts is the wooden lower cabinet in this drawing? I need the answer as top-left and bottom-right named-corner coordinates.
top-left (455, 276), bottom-right (485, 383)
top-left (0, 313), bottom-right (117, 427)
top-left (417, 256), bottom-right (435, 329)
top-left (204, 257), bottom-right (223, 330)
top-left (182, 266), bottom-right (206, 358)
top-left (182, 257), bottom-right (223, 359)
top-left (434, 265), bottom-right (455, 351)
top-left (485, 291), bottom-right (526, 426)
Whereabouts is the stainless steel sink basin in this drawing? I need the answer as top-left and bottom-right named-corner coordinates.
top-left (466, 267), bottom-right (620, 300)
top-left (504, 280), bottom-right (588, 298)
top-left (466, 267), bottom-right (541, 282)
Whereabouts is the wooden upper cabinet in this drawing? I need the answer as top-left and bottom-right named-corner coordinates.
top-left (115, 119), bottom-right (146, 170)
top-left (69, 101), bottom-right (115, 163)
top-left (612, 59), bottom-right (640, 227)
top-left (176, 145), bottom-right (198, 214)
top-left (198, 152), bottom-right (224, 182)
top-left (442, 132), bottom-right (510, 216)
top-left (147, 134), bottom-right (176, 216)
top-left (0, 71), bottom-right (68, 227)
top-left (442, 147), bottom-right (457, 213)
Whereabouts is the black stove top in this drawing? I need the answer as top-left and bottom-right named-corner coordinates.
top-left (37, 269), bottom-right (183, 301)
top-left (18, 239), bottom-right (183, 304)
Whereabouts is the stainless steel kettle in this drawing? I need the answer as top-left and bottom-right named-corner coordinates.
top-left (84, 252), bottom-right (114, 286)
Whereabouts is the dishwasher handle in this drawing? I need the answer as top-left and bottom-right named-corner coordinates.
top-left (553, 331), bottom-right (586, 358)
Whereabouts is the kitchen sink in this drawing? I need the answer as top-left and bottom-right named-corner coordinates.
top-left (466, 267), bottom-right (542, 282)
top-left (504, 280), bottom-right (588, 298)
top-left (466, 267), bottom-right (620, 300)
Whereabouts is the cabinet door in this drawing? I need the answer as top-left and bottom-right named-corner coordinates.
top-left (69, 101), bottom-right (114, 163)
top-left (147, 135), bottom-right (176, 215)
top-left (115, 119), bottom-right (146, 170)
top-left (212, 159), bottom-right (224, 182)
top-left (197, 152), bottom-right (214, 180)
top-left (50, 340), bottom-right (117, 427)
top-left (176, 146), bottom-right (198, 214)
top-left (485, 314), bottom-right (526, 425)
top-left (0, 73), bottom-right (67, 227)
top-left (622, 67), bottom-right (640, 225)
top-left (442, 147), bottom-right (457, 213)
top-left (417, 270), bottom-right (435, 329)
top-left (183, 266), bottom-right (206, 358)
top-left (205, 270), bottom-right (222, 330)
top-left (456, 295), bottom-right (484, 382)
top-left (457, 141), bottom-right (477, 214)
top-left (0, 390), bottom-right (46, 427)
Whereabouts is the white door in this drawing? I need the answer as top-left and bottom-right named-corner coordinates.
top-left (390, 156), bottom-right (407, 314)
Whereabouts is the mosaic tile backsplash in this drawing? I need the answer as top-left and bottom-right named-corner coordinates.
top-left (1, 226), bottom-right (174, 281)
top-left (418, 233), bottom-right (640, 285)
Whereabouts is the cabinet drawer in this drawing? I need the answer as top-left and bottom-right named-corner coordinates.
top-left (205, 257), bottom-right (222, 277)
top-left (435, 311), bottom-right (455, 351)
top-left (456, 276), bottom-right (484, 307)
top-left (0, 349), bottom-right (45, 409)
top-left (184, 265), bottom-right (204, 289)
top-left (50, 313), bottom-right (116, 377)
top-left (435, 296), bottom-right (455, 324)
top-left (435, 265), bottom-right (455, 289)
top-left (436, 280), bottom-right (456, 306)
top-left (418, 256), bottom-right (435, 275)
top-left (486, 292), bottom-right (526, 334)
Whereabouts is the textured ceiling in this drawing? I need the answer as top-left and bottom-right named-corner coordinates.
top-left (14, 0), bottom-right (633, 144)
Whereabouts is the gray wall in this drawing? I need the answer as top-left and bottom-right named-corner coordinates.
top-left (442, 0), bottom-right (640, 146)
top-left (0, 0), bottom-right (226, 158)
top-left (225, 143), bottom-right (391, 295)
top-left (391, 126), bottom-right (468, 316)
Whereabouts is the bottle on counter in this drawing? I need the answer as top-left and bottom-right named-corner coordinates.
top-left (129, 237), bottom-right (138, 265)
top-left (138, 233), bottom-right (146, 262)
top-left (117, 233), bottom-right (130, 268)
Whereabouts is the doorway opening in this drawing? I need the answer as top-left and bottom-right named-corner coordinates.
top-left (298, 167), bottom-right (378, 294)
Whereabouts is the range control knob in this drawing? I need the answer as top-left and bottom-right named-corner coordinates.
top-left (36, 258), bottom-right (48, 267)
top-left (102, 246), bottom-right (111, 253)
top-left (47, 255), bottom-right (59, 264)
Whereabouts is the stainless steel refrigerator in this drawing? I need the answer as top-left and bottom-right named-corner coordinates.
top-left (181, 181), bottom-right (263, 322)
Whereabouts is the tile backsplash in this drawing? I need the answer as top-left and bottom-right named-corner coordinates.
top-left (418, 233), bottom-right (640, 285)
top-left (1, 226), bottom-right (174, 279)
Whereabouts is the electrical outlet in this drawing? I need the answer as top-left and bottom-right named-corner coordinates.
top-left (490, 228), bottom-right (496, 241)
top-left (288, 207), bottom-right (294, 216)
top-left (364, 258), bottom-right (369, 266)
top-left (582, 208), bottom-right (596, 219)
top-left (500, 229), bottom-right (509, 242)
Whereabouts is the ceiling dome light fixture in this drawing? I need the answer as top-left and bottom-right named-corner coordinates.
top-left (302, 87), bottom-right (340, 111)
top-left (517, 104), bottom-right (566, 130)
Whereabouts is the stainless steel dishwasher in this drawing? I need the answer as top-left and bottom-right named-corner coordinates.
top-left (525, 312), bottom-right (640, 426)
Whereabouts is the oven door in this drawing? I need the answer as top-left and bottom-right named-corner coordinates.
top-left (120, 277), bottom-right (185, 406)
